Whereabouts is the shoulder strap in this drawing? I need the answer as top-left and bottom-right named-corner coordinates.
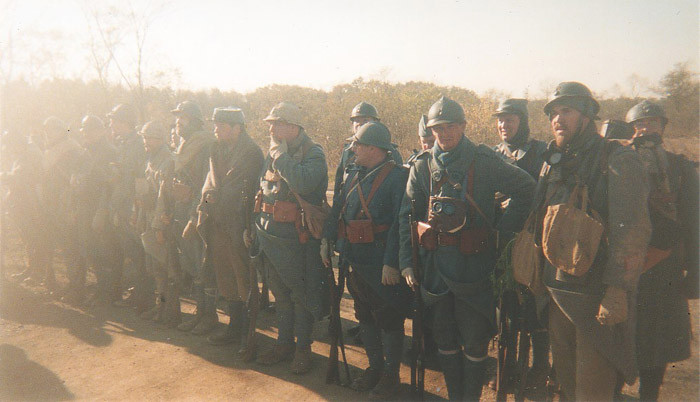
top-left (355, 161), bottom-right (395, 219)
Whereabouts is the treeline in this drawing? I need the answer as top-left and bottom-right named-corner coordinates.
top-left (2, 64), bottom-right (697, 172)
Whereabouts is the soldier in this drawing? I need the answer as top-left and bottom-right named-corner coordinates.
top-left (405, 115), bottom-right (435, 166)
top-left (1, 130), bottom-right (48, 286)
top-left (333, 102), bottom-right (403, 342)
top-left (107, 103), bottom-right (150, 311)
top-left (492, 98), bottom-right (547, 179)
top-left (322, 122), bottom-right (410, 399)
top-left (70, 115), bottom-right (120, 305)
top-left (534, 82), bottom-right (650, 400)
top-left (133, 121), bottom-right (174, 323)
top-left (612, 101), bottom-right (698, 401)
top-left (333, 102), bottom-right (403, 209)
top-left (399, 96), bottom-right (536, 401)
top-left (160, 100), bottom-right (216, 331)
top-left (194, 108), bottom-right (263, 348)
top-left (250, 102), bottom-right (327, 374)
top-left (41, 117), bottom-right (86, 301)
top-left (491, 98), bottom-right (550, 395)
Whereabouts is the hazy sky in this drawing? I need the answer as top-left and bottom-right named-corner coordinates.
top-left (3, 0), bottom-right (698, 97)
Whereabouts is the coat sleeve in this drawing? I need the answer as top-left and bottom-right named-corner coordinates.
top-left (384, 168), bottom-right (408, 268)
top-left (398, 159), bottom-right (429, 271)
top-left (603, 147), bottom-right (652, 290)
top-left (488, 154), bottom-right (537, 234)
top-left (678, 157), bottom-right (699, 296)
top-left (272, 144), bottom-right (328, 196)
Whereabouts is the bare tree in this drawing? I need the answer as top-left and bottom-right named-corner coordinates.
top-left (81, 0), bottom-right (171, 120)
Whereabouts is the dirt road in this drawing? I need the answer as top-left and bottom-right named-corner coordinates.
top-left (1, 235), bottom-right (698, 401)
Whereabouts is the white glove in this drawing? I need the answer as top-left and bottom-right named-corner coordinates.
top-left (402, 267), bottom-right (418, 289)
top-left (269, 138), bottom-right (288, 160)
top-left (320, 238), bottom-right (332, 267)
top-left (381, 265), bottom-right (400, 286)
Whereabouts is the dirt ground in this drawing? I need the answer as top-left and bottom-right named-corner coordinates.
top-left (1, 231), bottom-right (698, 402)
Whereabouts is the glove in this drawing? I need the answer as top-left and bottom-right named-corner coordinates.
top-left (269, 137), bottom-right (288, 160)
top-left (243, 228), bottom-right (253, 248)
top-left (182, 219), bottom-right (197, 240)
top-left (402, 267), bottom-right (418, 289)
top-left (596, 286), bottom-right (628, 326)
top-left (320, 238), bottom-right (332, 267)
top-left (381, 265), bottom-right (400, 286)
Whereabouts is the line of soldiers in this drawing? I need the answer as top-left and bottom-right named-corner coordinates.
top-left (1, 81), bottom-right (697, 401)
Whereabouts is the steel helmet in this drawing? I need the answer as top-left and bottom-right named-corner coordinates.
top-left (543, 82), bottom-right (600, 120)
top-left (350, 101), bottom-right (380, 121)
top-left (626, 100), bottom-right (668, 125)
top-left (426, 96), bottom-right (465, 128)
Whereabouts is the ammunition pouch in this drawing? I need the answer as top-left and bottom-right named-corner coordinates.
top-left (416, 221), bottom-right (437, 250)
top-left (338, 219), bottom-right (390, 244)
top-left (271, 200), bottom-right (299, 223)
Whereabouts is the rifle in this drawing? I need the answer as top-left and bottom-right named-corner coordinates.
top-left (241, 179), bottom-right (260, 362)
top-left (409, 199), bottom-right (425, 400)
top-left (495, 287), bottom-right (531, 402)
top-left (325, 247), bottom-right (351, 385)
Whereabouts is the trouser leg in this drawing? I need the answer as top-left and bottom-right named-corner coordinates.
top-left (266, 262), bottom-right (295, 346)
top-left (638, 365), bottom-right (666, 402)
top-left (360, 322), bottom-right (384, 371)
top-left (294, 303), bottom-right (314, 350)
top-left (439, 351), bottom-right (464, 401)
top-left (549, 301), bottom-right (577, 401)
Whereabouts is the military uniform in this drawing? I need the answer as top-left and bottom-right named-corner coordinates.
top-left (71, 116), bottom-right (120, 303)
top-left (492, 98), bottom-right (550, 392)
top-left (324, 122), bottom-right (410, 397)
top-left (134, 121), bottom-right (174, 323)
top-left (253, 102), bottom-right (328, 373)
top-left (196, 108), bottom-right (264, 346)
top-left (621, 101), bottom-right (699, 401)
top-left (160, 101), bottom-right (216, 330)
top-left (107, 104), bottom-right (149, 310)
top-left (536, 83), bottom-right (651, 401)
top-left (41, 117), bottom-right (87, 300)
top-left (1, 132), bottom-right (51, 286)
top-left (399, 97), bottom-right (536, 401)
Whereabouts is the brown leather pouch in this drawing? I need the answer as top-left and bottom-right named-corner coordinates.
top-left (417, 221), bottom-right (437, 251)
top-left (345, 219), bottom-right (375, 244)
top-left (253, 191), bottom-right (263, 213)
top-left (272, 200), bottom-right (299, 223)
top-left (459, 227), bottom-right (491, 255)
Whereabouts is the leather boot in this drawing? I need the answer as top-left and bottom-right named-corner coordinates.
top-left (439, 352), bottom-right (464, 401)
top-left (162, 281), bottom-right (181, 328)
top-left (462, 355), bottom-right (486, 402)
top-left (351, 323), bottom-right (384, 391)
top-left (191, 293), bottom-right (218, 335)
top-left (208, 301), bottom-right (245, 345)
top-left (141, 292), bottom-right (163, 321)
top-left (177, 283), bottom-right (205, 331)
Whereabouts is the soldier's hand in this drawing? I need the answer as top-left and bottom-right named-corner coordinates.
top-left (320, 238), bottom-right (332, 267)
top-left (182, 220), bottom-right (196, 240)
top-left (243, 228), bottom-right (253, 248)
top-left (382, 265), bottom-right (400, 286)
top-left (596, 286), bottom-right (628, 326)
top-left (155, 230), bottom-right (166, 244)
top-left (402, 267), bottom-right (419, 289)
top-left (269, 137), bottom-right (288, 160)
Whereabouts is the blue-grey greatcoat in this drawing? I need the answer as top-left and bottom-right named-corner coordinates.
top-left (399, 137), bottom-right (535, 328)
top-left (494, 138), bottom-right (547, 180)
top-left (254, 130), bottom-right (328, 320)
top-left (324, 159), bottom-right (411, 315)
